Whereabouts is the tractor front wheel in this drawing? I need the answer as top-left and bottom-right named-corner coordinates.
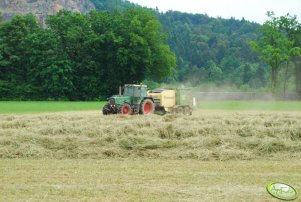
top-left (119, 103), bottom-right (132, 115)
top-left (140, 99), bottom-right (154, 115)
top-left (102, 103), bottom-right (117, 115)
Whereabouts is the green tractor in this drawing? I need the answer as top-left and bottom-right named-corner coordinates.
top-left (102, 84), bottom-right (155, 115)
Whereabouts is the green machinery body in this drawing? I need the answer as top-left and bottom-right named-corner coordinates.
top-left (102, 84), bottom-right (155, 115)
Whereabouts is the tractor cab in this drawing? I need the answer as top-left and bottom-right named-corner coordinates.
top-left (123, 84), bottom-right (147, 98)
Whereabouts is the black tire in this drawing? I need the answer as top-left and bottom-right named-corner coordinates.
top-left (102, 103), bottom-right (117, 115)
top-left (140, 99), bottom-right (154, 115)
top-left (102, 103), bottom-right (111, 115)
top-left (154, 106), bottom-right (166, 116)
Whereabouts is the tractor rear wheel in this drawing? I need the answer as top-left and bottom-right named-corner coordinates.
top-left (140, 99), bottom-right (154, 115)
top-left (119, 103), bottom-right (132, 115)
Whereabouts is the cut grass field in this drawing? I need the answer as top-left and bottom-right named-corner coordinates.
top-left (1, 110), bottom-right (301, 160)
top-left (1, 102), bottom-right (301, 201)
top-left (1, 159), bottom-right (300, 201)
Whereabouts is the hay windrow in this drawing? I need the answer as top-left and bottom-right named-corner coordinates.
top-left (0, 110), bottom-right (301, 160)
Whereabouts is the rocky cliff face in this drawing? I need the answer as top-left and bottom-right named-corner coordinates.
top-left (0, 0), bottom-right (95, 22)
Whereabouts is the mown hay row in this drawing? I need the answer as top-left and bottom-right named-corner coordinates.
top-left (0, 110), bottom-right (301, 160)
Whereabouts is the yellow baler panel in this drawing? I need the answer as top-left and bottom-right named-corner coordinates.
top-left (160, 90), bottom-right (176, 108)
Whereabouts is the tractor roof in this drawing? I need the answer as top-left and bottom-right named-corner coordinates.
top-left (124, 84), bottom-right (147, 88)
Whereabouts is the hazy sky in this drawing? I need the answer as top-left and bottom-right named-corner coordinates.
top-left (129, 0), bottom-right (301, 24)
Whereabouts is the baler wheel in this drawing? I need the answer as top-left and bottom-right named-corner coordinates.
top-left (184, 106), bottom-right (192, 115)
top-left (154, 106), bottom-right (166, 116)
top-left (177, 106), bottom-right (184, 114)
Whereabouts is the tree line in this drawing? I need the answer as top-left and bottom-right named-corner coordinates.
top-left (0, 8), bottom-right (176, 100)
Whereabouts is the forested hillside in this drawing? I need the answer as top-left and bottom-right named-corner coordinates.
top-left (91, 0), bottom-right (137, 12)
top-left (158, 12), bottom-right (267, 87)
top-left (91, 0), bottom-right (269, 89)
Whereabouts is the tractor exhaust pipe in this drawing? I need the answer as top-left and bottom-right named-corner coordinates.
top-left (119, 85), bottom-right (122, 96)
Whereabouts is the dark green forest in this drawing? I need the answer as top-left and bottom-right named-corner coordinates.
top-left (0, 8), bottom-right (175, 100)
top-left (158, 12), bottom-right (265, 87)
top-left (0, 0), bottom-right (301, 100)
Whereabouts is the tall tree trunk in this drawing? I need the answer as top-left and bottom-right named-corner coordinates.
top-left (272, 66), bottom-right (277, 95)
top-left (283, 61), bottom-right (289, 98)
top-left (294, 56), bottom-right (301, 96)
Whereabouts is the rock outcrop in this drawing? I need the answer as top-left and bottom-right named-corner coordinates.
top-left (0, 0), bottom-right (95, 23)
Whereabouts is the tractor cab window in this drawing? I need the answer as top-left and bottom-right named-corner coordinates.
top-left (123, 86), bottom-right (132, 96)
top-left (123, 86), bottom-right (137, 96)
top-left (133, 88), bottom-right (140, 97)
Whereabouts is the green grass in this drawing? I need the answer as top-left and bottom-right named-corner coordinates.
top-left (1, 100), bottom-right (301, 114)
top-left (0, 101), bottom-right (105, 114)
top-left (0, 159), bottom-right (300, 201)
top-left (197, 101), bottom-right (301, 111)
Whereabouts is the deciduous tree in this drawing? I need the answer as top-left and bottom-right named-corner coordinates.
top-left (251, 12), bottom-right (296, 94)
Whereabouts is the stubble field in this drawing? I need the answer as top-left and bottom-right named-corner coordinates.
top-left (0, 104), bottom-right (301, 201)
